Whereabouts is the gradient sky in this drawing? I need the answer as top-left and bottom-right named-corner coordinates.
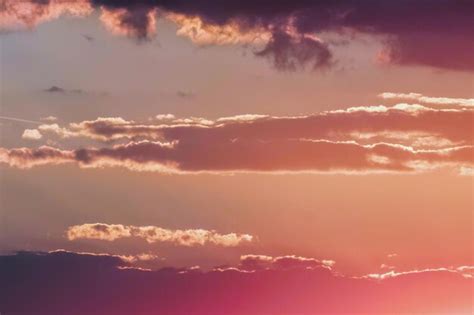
top-left (0, 1), bottom-right (473, 314)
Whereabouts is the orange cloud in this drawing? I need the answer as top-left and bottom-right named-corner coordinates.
top-left (1, 140), bottom-right (472, 174)
top-left (66, 223), bottom-right (254, 247)
top-left (0, 0), bottom-right (92, 31)
top-left (27, 104), bottom-right (474, 145)
top-left (166, 13), bottom-right (271, 46)
top-left (4, 102), bottom-right (473, 174)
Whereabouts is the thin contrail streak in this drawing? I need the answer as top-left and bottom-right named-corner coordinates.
top-left (0, 116), bottom-right (40, 124)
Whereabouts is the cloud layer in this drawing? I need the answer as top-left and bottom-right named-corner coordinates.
top-left (3, 103), bottom-right (473, 174)
top-left (1, 251), bottom-right (472, 314)
top-left (67, 223), bottom-right (254, 247)
top-left (2, 0), bottom-right (473, 71)
top-left (4, 140), bottom-right (472, 174)
top-left (31, 104), bottom-right (474, 144)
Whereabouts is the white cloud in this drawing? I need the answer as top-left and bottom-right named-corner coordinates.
top-left (22, 129), bottom-right (42, 140)
top-left (67, 223), bottom-right (254, 247)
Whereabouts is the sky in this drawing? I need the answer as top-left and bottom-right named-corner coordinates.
top-left (0, 1), bottom-right (473, 314)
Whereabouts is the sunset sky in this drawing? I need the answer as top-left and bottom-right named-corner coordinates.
top-left (0, 1), bottom-right (473, 314)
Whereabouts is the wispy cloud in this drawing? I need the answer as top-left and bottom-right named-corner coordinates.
top-left (238, 254), bottom-right (335, 271)
top-left (48, 249), bottom-right (159, 264)
top-left (379, 92), bottom-right (474, 107)
top-left (0, 116), bottom-right (40, 125)
top-left (40, 116), bottom-right (58, 122)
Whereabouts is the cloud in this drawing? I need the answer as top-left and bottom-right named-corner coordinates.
top-left (379, 32), bottom-right (474, 72)
top-left (168, 12), bottom-right (333, 70)
top-left (3, 103), bottom-right (474, 174)
top-left (0, 0), bottom-right (93, 31)
top-left (364, 267), bottom-right (472, 281)
top-left (44, 86), bottom-right (66, 93)
top-left (82, 34), bottom-right (94, 41)
top-left (48, 249), bottom-right (159, 264)
top-left (154, 114), bottom-right (175, 121)
top-left (43, 86), bottom-right (85, 94)
top-left (255, 29), bottom-right (333, 70)
top-left (67, 223), bottom-right (254, 247)
top-left (216, 114), bottom-right (268, 123)
top-left (456, 266), bottom-right (474, 279)
top-left (0, 116), bottom-right (40, 125)
top-left (0, 251), bottom-right (472, 314)
top-left (379, 92), bottom-right (474, 107)
top-left (99, 6), bottom-right (157, 40)
top-left (40, 116), bottom-right (58, 122)
top-left (166, 13), bottom-right (271, 46)
top-left (26, 104), bottom-right (474, 145)
top-left (459, 166), bottom-right (474, 176)
top-left (239, 254), bottom-right (335, 271)
top-left (22, 129), bottom-right (43, 140)
top-left (1, 139), bottom-right (472, 174)
top-left (380, 264), bottom-right (396, 270)
top-left (0, 145), bottom-right (74, 168)
top-left (2, 1), bottom-right (472, 71)
top-left (91, 1), bottom-right (474, 71)
top-left (176, 90), bottom-right (195, 98)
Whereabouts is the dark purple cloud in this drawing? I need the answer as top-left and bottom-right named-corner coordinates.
top-left (0, 251), bottom-right (472, 314)
top-left (3, 0), bottom-right (472, 71)
top-left (255, 30), bottom-right (333, 71)
top-left (91, 0), bottom-right (474, 71)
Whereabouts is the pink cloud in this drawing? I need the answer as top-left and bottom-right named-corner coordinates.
top-left (3, 103), bottom-right (473, 174)
top-left (30, 105), bottom-right (474, 145)
top-left (1, 139), bottom-right (472, 174)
